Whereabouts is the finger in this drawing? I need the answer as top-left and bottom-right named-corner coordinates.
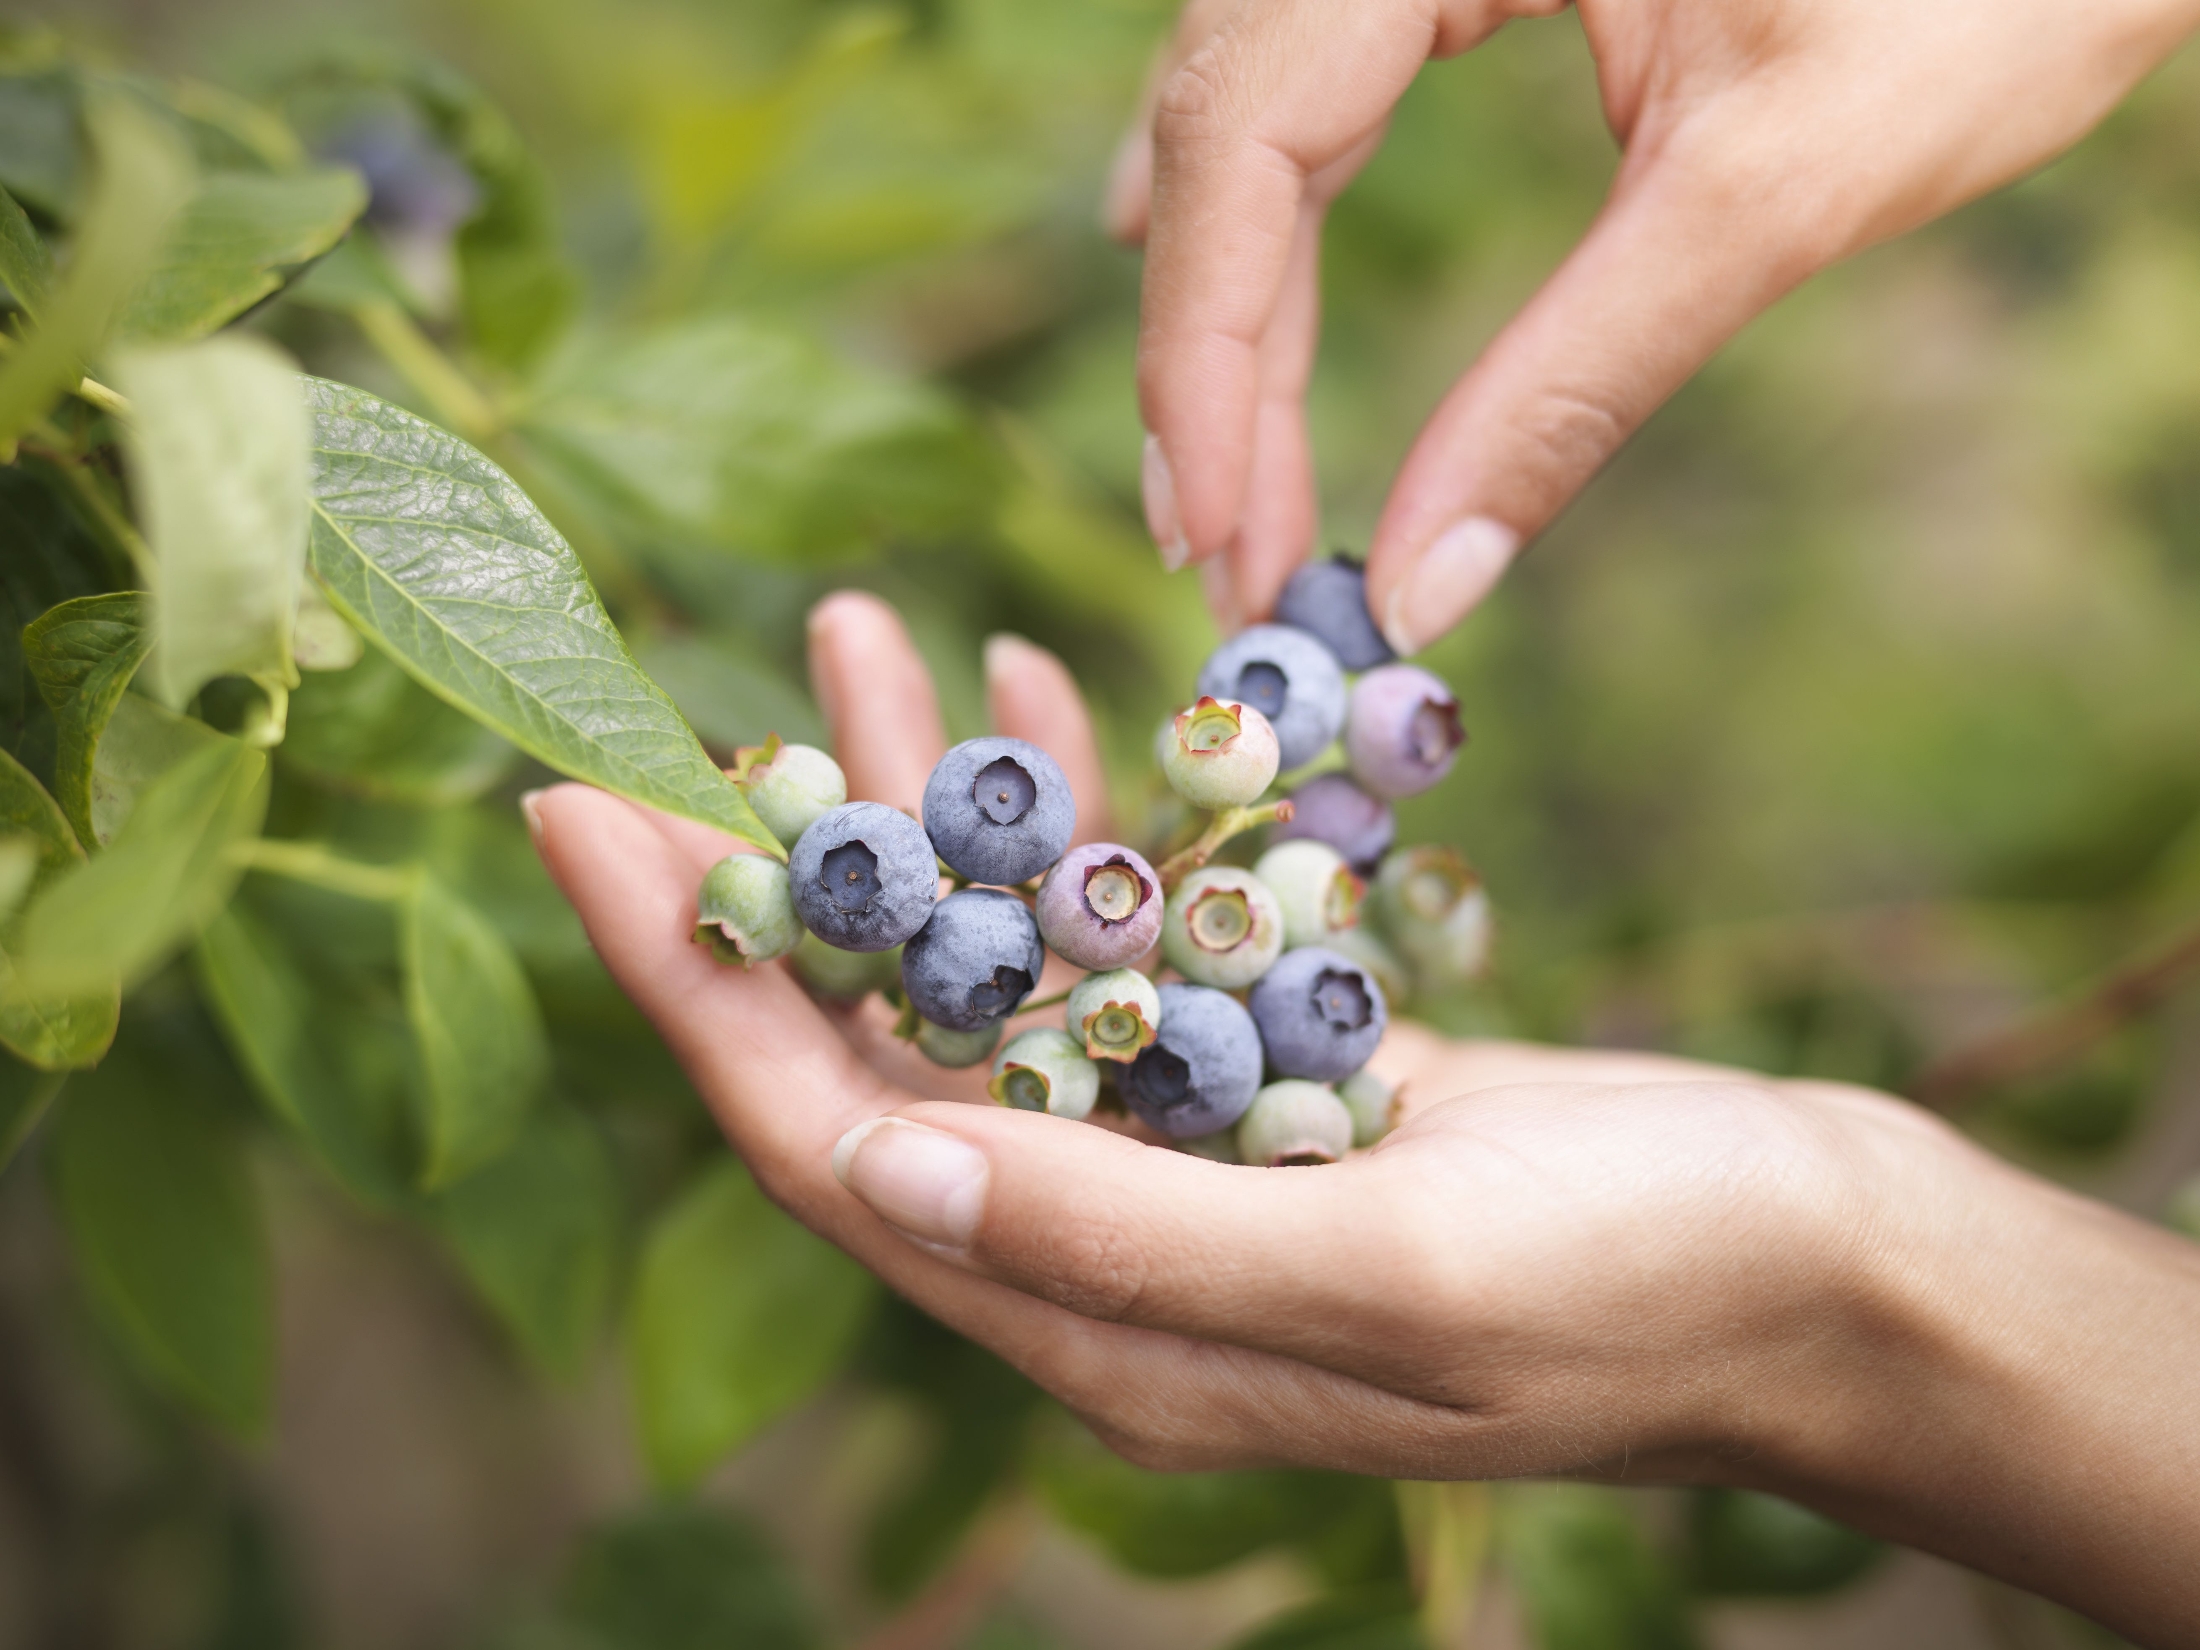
top-left (807, 591), bottom-right (948, 813)
top-left (1102, 0), bottom-right (1249, 245)
top-left (982, 633), bottom-right (1115, 845)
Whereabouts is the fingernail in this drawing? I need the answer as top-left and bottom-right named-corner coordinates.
top-left (1381, 517), bottom-right (1519, 657)
top-left (1199, 555), bottom-right (1241, 636)
top-left (519, 789), bottom-right (547, 849)
top-left (831, 1117), bottom-right (988, 1250)
top-left (1142, 434), bottom-right (1190, 572)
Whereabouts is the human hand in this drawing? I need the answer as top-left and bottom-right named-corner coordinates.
top-left (1114, 0), bottom-right (2200, 648)
top-left (530, 592), bottom-right (2200, 1643)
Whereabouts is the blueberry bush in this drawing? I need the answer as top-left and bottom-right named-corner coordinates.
top-left (3, 6), bottom-right (2198, 1648)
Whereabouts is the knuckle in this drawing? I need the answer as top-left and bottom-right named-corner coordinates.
top-left (1152, 51), bottom-right (1238, 151)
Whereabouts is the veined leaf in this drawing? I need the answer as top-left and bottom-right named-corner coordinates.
top-left (437, 1100), bottom-right (618, 1378)
top-left (23, 591), bottom-right (150, 846)
top-left (0, 750), bottom-right (116, 1069)
top-left (627, 1162), bottom-right (875, 1488)
top-left (303, 376), bottom-right (781, 856)
top-left (114, 337), bottom-right (309, 714)
top-left (8, 734), bottom-right (267, 1000)
top-left (51, 1050), bottom-right (273, 1433)
top-left (118, 165), bottom-right (367, 342)
top-left (0, 184), bottom-right (51, 316)
top-left (400, 868), bottom-right (548, 1188)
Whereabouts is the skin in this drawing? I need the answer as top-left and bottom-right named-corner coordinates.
top-left (1113, 0), bottom-right (2200, 646)
top-left (532, 592), bottom-right (2200, 1644)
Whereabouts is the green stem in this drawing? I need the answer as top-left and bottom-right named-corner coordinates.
top-left (1017, 987), bottom-right (1071, 1014)
top-left (1156, 798), bottom-right (1296, 891)
top-left (1395, 1480), bottom-right (1493, 1648)
top-left (72, 375), bottom-right (128, 418)
top-left (234, 839), bottom-right (414, 904)
top-left (349, 299), bottom-right (499, 444)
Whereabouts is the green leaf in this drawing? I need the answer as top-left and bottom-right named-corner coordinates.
top-left (50, 1046), bottom-right (273, 1432)
top-left (401, 868), bottom-right (548, 1188)
top-left (1501, 1487), bottom-right (1698, 1650)
top-left (281, 644), bottom-right (516, 806)
top-left (0, 748), bottom-right (116, 1067)
top-left (1683, 1489), bottom-right (1881, 1599)
top-left (557, 1505), bottom-right (820, 1650)
top-left (517, 315), bottom-right (997, 562)
top-left (0, 68), bottom-right (82, 221)
top-left (1226, 1589), bottom-right (1424, 1650)
top-left (7, 733), bottom-right (267, 1000)
top-left (21, 590), bottom-right (150, 847)
top-left (0, 1052), bottom-right (64, 1172)
top-left (633, 631), bottom-right (827, 753)
top-left (436, 1100), bottom-right (617, 1378)
top-left (0, 183), bottom-right (51, 315)
top-left (112, 336), bottom-right (309, 713)
top-left (303, 376), bottom-right (781, 856)
top-left (194, 899), bottom-right (415, 1209)
top-left (118, 165), bottom-right (367, 343)
top-left (627, 1161), bottom-right (875, 1487)
top-left (0, 89), bottom-right (190, 450)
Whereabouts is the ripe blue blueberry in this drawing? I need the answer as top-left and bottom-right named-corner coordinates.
top-left (1236, 1080), bottom-right (1356, 1167)
top-left (788, 802), bottom-right (938, 952)
top-left (1273, 555), bottom-right (1395, 671)
top-left (901, 888), bottom-right (1045, 1032)
top-left (1271, 772), bottom-right (1395, 873)
top-left (1195, 624), bottom-right (1347, 771)
top-left (1344, 664), bottom-right (1465, 799)
top-left (922, 737), bottom-right (1075, 886)
top-left (1247, 946), bottom-right (1387, 1082)
top-left (1118, 983), bottom-right (1265, 1138)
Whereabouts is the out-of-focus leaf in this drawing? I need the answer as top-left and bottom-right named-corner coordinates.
top-left (194, 899), bottom-right (415, 1209)
top-left (437, 1100), bottom-right (617, 1378)
top-left (0, 184), bottom-right (50, 314)
top-left (1, 466), bottom-right (114, 774)
top-left (1029, 1417), bottom-right (1376, 1579)
top-left (290, 577), bottom-right (364, 671)
top-left (113, 337), bottom-right (309, 716)
top-left (0, 68), bottom-right (80, 220)
top-left (0, 89), bottom-right (188, 450)
top-left (401, 869), bottom-right (547, 1188)
top-left (1502, 1487), bottom-right (1697, 1650)
top-left (118, 166), bottom-right (365, 342)
top-left (281, 645), bottom-right (515, 805)
top-left (0, 748), bottom-right (115, 1067)
top-left (1986, 1031), bottom-right (2155, 1154)
top-left (558, 1505), bottom-right (820, 1650)
top-left (50, 1045), bottom-right (273, 1432)
top-left (21, 590), bottom-right (149, 846)
top-left (633, 632), bottom-right (826, 753)
top-left (8, 734), bottom-right (266, 1000)
top-left (0, 1052), bottom-right (63, 1171)
top-left (627, 1161), bottom-right (875, 1488)
top-left (303, 377), bottom-right (782, 856)
top-left (1684, 1489), bottom-right (1882, 1598)
top-left (90, 692), bottom-right (227, 846)
top-left (1226, 1589), bottom-right (1424, 1650)
top-left (518, 316), bottom-right (997, 561)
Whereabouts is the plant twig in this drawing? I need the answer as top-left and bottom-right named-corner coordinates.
top-left (72, 375), bottom-right (128, 417)
top-left (1016, 987), bottom-right (1070, 1014)
top-left (1908, 911), bottom-right (2200, 1113)
top-left (1396, 1480), bottom-right (1493, 1650)
top-left (1155, 799), bottom-right (1294, 891)
top-left (233, 839), bottom-right (414, 904)
top-left (348, 299), bottom-right (499, 443)
top-left (855, 1494), bottom-right (1035, 1650)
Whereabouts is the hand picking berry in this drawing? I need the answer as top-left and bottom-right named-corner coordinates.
top-left (1237, 1080), bottom-right (1356, 1167)
top-left (1271, 772), bottom-right (1395, 873)
top-left (988, 1027), bottom-right (1101, 1119)
top-left (1065, 967), bottom-right (1161, 1062)
top-left (1161, 697), bottom-right (1280, 809)
top-left (1247, 946), bottom-right (1388, 1082)
top-left (1118, 983), bottom-right (1265, 1138)
top-left (1195, 624), bottom-right (1347, 771)
top-left (788, 802), bottom-right (939, 951)
top-left (694, 854), bottom-right (802, 966)
top-left (923, 736), bottom-right (1075, 886)
top-left (1344, 664), bottom-right (1466, 800)
top-left (1272, 555), bottom-right (1396, 672)
top-left (1162, 865), bottom-right (1284, 990)
top-left (732, 736), bottom-right (848, 848)
top-left (1036, 843), bottom-right (1162, 970)
top-left (901, 887), bottom-right (1046, 1031)
top-left (1253, 840), bottom-right (1363, 951)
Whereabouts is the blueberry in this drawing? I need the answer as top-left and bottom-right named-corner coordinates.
top-left (788, 802), bottom-right (939, 951)
top-left (1322, 925), bottom-right (1412, 1012)
top-left (1273, 555), bottom-right (1395, 671)
top-left (1118, 983), bottom-right (1265, 1137)
top-left (1337, 1068), bottom-right (1401, 1147)
top-left (1036, 842), bottom-right (1162, 971)
top-left (1344, 664), bottom-right (1465, 799)
top-left (922, 737), bottom-right (1075, 886)
top-left (1271, 772), bottom-right (1395, 873)
top-left (1161, 865), bottom-right (1284, 990)
top-left (1369, 845), bottom-right (1490, 986)
top-left (790, 931), bottom-right (902, 1000)
top-left (693, 854), bottom-right (802, 967)
top-left (1195, 624), bottom-right (1347, 770)
top-left (1252, 840), bottom-right (1363, 951)
top-left (1247, 946), bottom-right (1387, 1082)
top-left (988, 1027), bottom-right (1100, 1119)
top-left (1236, 1080), bottom-right (1355, 1167)
top-left (901, 887), bottom-right (1045, 1032)
top-left (1161, 698), bottom-right (1280, 810)
top-left (1065, 967), bottom-right (1161, 1063)
top-left (732, 736), bottom-right (847, 849)
top-left (913, 1017), bottom-right (1003, 1069)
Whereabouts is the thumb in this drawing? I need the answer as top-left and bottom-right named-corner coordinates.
top-left (1364, 132), bottom-right (1839, 655)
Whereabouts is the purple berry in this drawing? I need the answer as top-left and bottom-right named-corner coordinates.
top-left (922, 737), bottom-right (1076, 887)
top-left (900, 888), bottom-right (1045, 1032)
top-left (1035, 843), bottom-right (1162, 971)
top-left (788, 802), bottom-right (938, 952)
top-left (1118, 983), bottom-right (1264, 1138)
top-left (1344, 665), bottom-right (1465, 799)
top-left (1247, 946), bottom-right (1387, 1083)
top-left (1273, 555), bottom-right (1395, 671)
top-left (1272, 773), bottom-right (1395, 873)
top-left (1195, 624), bottom-right (1346, 770)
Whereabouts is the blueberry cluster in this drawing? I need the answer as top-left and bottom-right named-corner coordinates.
top-left (692, 556), bottom-right (1490, 1166)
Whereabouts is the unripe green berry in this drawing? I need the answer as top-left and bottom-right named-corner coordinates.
top-left (1065, 967), bottom-right (1162, 1063)
top-left (694, 854), bottom-right (802, 966)
top-left (1162, 865), bottom-right (1284, 990)
top-left (1176, 1130), bottom-right (1242, 1164)
top-left (1337, 1067), bottom-right (1401, 1147)
top-left (913, 1017), bottom-right (1003, 1069)
top-left (2167, 1174), bottom-right (2200, 1241)
top-left (1161, 697), bottom-right (1280, 809)
top-left (1253, 839), bottom-right (1363, 951)
top-left (1236, 1080), bottom-right (1354, 1167)
top-left (732, 735), bottom-right (848, 849)
top-left (1370, 845), bottom-right (1490, 986)
top-left (790, 930), bottom-right (902, 999)
top-left (988, 1027), bottom-right (1100, 1119)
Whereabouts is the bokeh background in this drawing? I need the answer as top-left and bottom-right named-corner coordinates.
top-left (5, 0), bottom-right (2199, 1645)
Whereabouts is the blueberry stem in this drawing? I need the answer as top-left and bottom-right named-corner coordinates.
top-left (1017, 987), bottom-right (1072, 1014)
top-left (1156, 799), bottom-right (1297, 892)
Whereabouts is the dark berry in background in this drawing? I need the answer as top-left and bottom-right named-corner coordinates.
top-left (1273, 554), bottom-right (1396, 671)
top-left (1272, 772), bottom-right (1396, 873)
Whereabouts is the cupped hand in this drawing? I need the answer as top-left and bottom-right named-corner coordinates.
top-left (1115, 0), bottom-right (2200, 646)
top-left (531, 593), bottom-right (2200, 1641)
